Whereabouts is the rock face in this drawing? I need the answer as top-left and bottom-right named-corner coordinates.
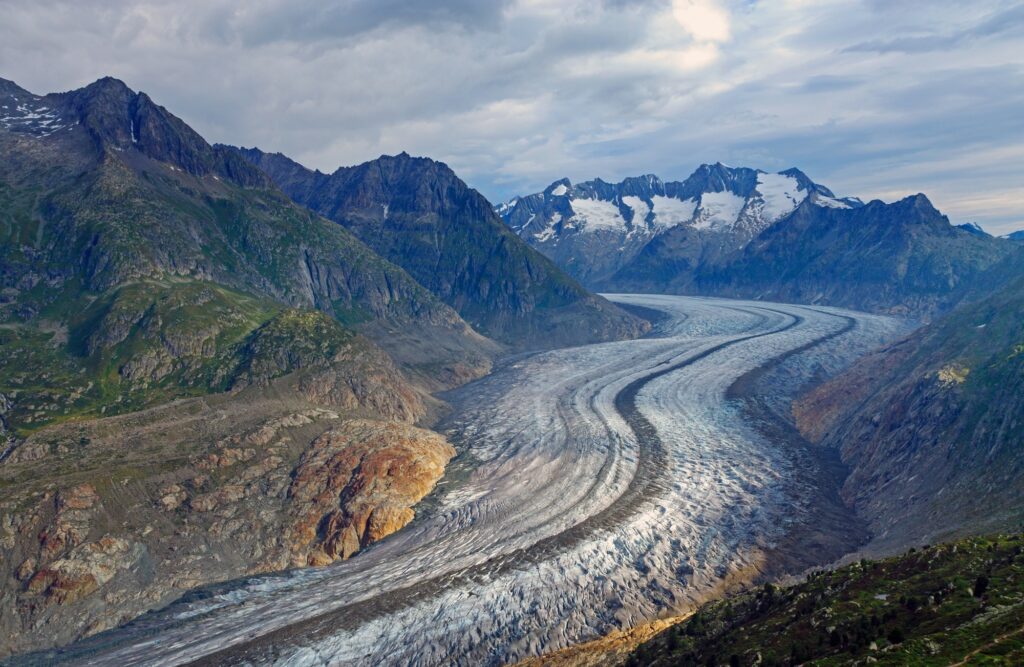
top-left (501, 165), bottom-right (1017, 318)
top-left (794, 274), bottom-right (1024, 552)
top-left (232, 147), bottom-right (650, 349)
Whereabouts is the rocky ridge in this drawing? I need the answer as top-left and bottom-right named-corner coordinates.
top-left (498, 164), bottom-right (855, 286)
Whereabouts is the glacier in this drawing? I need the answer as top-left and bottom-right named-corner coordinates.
top-left (23, 296), bottom-right (911, 667)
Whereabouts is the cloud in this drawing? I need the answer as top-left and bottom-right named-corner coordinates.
top-left (671, 0), bottom-right (730, 43)
top-left (0, 0), bottom-right (1022, 234)
top-left (844, 3), bottom-right (1024, 54)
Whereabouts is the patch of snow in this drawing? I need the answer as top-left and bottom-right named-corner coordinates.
top-left (550, 184), bottom-right (568, 197)
top-left (570, 197), bottom-right (626, 233)
top-left (756, 173), bottom-right (807, 221)
top-left (693, 190), bottom-right (746, 230)
top-left (650, 196), bottom-right (698, 230)
top-left (533, 213), bottom-right (562, 242)
top-left (621, 196), bottom-right (650, 229)
top-left (813, 194), bottom-right (852, 209)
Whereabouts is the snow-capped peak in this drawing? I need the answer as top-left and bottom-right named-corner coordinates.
top-left (496, 164), bottom-right (860, 244)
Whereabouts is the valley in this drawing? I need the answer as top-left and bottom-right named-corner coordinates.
top-left (13, 295), bottom-right (910, 666)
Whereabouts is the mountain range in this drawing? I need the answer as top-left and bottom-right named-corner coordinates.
top-left (229, 147), bottom-right (646, 348)
top-left (500, 166), bottom-right (1020, 317)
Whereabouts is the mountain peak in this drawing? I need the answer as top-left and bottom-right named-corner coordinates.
top-left (545, 178), bottom-right (572, 196)
top-left (84, 75), bottom-right (133, 94)
top-left (10, 77), bottom-right (270, 188)
top-left (0, 76), bottom-right (31, 96)
top-left (904, 192), bottom-right (939, 215)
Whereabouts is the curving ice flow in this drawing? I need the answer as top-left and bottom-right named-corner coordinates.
top-left (27, 296), bottom-right (910, 667)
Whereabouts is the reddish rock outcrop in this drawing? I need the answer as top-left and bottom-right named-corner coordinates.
top-left (39, 484), bottom-right (101, 561)
top-left (286, 420), bottom-right (455, 565)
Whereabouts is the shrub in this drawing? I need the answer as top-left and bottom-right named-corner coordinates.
top-left (974, 575), bottom-right (990, 597)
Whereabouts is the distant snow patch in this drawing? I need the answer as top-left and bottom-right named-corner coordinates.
top-left (813, 194), bottom-right (852, 209)
top-left (571, 198), bottom-right (626, 233)
top-left (621, 196), bottom-right (650, 229)
top-left (756, 173), bottom-right (807, 221)
top-left (693, 191), bottom-right (746, 230)
top-left (651, 196), bottom-right (698, 230)
top-left (551, 184), bottom-right (568, 196)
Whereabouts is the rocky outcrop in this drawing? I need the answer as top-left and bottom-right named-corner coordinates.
top-left (286, 420), bottom-right (454, 566)
top-left (27, 536), bottom-right (143, 606)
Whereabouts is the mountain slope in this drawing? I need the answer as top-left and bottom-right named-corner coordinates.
top-left (688, 194), bottom-right (1015, 316)
top-left (0, 76), bottom-right (490, 655)
top-left (630, 534), bottom-right (1024, 667)
top-left (232, 147), bottom-right (649, 349)
top-left (794, 269), bottom-right (1024, 552)
top-left (0, 77), bottom-right (495, 399)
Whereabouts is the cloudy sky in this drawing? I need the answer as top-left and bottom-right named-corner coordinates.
top-left (2, 0), bottom-right (1023, 233)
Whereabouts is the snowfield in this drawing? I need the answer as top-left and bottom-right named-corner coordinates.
top-left (32, 296), bottom-right (910, 667)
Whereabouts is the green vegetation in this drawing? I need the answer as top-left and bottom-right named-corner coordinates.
top-left (229, 308), bottom-right (355, 387)
top-left (629, 535), bottom-right (1024, 666)
top-left (0, 279), bottom-right (359, 435)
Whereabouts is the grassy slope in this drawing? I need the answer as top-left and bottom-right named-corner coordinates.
top-left (0, 279), bottom-right (365, 435)
top-left (630, 535), bottom-right (1024, 666)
